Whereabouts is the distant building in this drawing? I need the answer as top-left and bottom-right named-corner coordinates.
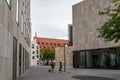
top-left (34, 37), bottom-right (69, 53)
top-left (0, 0), bottom-right (31, 80)
top-left (31, 39), bottom-right (41, 66)
top-left (72, 0), bottom-right (120, 69)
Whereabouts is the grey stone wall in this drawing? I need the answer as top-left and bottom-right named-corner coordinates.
top-left (55, 46), bottom-right (73, 66)
top-left (0, 0), bottom-right (31, 80)
top-left (73, 0), bottom-right (120, 51)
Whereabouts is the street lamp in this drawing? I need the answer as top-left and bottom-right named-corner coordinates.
top-left (64, 45), bottom-right (67, 72)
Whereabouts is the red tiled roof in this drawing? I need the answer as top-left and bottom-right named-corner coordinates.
top-left (34, 37), bottom-right (69, 53)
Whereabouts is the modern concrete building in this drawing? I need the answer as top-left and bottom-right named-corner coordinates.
top-left (0, 0), bottom-right (31, 80)
top-left (31, 38), bottom-right (41, 66)
top-left (72, 0), bottom-right (120, 69)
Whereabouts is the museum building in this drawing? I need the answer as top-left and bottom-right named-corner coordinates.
top-left (72, 0), bottom-right (120, 69)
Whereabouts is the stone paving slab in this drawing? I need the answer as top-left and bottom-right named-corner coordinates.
top-left (18, 66), bottom-right (120, 80)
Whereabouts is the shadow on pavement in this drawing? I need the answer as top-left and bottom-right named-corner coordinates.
top-left (72, 75), bottom-right (116, 80)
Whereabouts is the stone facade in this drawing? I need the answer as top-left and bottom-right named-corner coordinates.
top-left (73, 0), bottom-right (120, 51)
top-left (55, 46), bottom-right (73, 66)
top-left (72, 0), bottom-right (120, 69)
top-left (0, 0), bottom-right (31, 80)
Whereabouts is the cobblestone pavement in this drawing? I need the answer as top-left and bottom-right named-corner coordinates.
top-left (18, 66), bottom-right (120, 80)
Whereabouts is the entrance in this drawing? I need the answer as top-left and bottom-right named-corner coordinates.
top-left (92, 55), bottom-right (99, 67)
top-left (79, 52), bottom-right (86, 68)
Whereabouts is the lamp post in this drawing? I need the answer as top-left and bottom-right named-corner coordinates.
top-left (64, 45), bottom-right (67, 72)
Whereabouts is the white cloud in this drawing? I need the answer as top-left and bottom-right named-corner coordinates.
top-left (31, 0), bottom-right (83, 39)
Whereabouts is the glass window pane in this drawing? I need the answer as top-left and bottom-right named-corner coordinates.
top-left (16, 0), bottom-right (19, 22)
top-left (118, 54), bottom-right (120, 67)
top-left (110, 54), bottom-right (116, 67)
top-left (79, 52), bottom-right (86, 68)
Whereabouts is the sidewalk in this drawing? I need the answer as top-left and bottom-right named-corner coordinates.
top-left (18, 66), bottom-right (120, 80)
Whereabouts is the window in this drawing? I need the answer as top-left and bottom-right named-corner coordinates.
top-left (37, 55), bottom-right (39, 58)
top-left (46, 42), bottom-right (48, 45)
top-left (21, 13), bottom-right (24, 34)
top-left (32, 56), bottom-right (35, 59)
top-left (37, 46), bottom-right (39, 49)
top-left (16, 0), bottom-right (19, 23)
top-left (42, 42), bottom-right (44, 44)
top-left (32, 44), bottom-right (34, 48)
top-left (13, 37), bottom-right (17, 80)
top-left (37, 50), bottom-right (38, 54)
top-left (32, 51), bottom-right (35, 54)
top-left (19, 44), bottom-right (22, 75)
top-left (23, 23), bottom-right (26, 37)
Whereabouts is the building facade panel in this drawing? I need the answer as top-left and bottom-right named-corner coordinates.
top-left (73, 0), bottom-right (119, 51)
top-left (72, 0), bottom-right (120, 69)
top-left (0, 0), bottom-right (31, 80)
top-left (55, 46), bottom-right (73, 66)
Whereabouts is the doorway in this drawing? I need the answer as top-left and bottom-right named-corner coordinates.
top-left (92, 55), bottom-right (99, 67)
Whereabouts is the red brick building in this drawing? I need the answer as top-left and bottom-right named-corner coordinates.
top-left (34, 37), bottom-right (69, 53)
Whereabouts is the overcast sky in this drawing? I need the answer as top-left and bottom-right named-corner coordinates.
top-left (31, 0), bottom-right (83, 40)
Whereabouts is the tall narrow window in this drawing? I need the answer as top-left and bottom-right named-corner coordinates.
top-left (32, 51), bottom-right (35, 54)
top-left (32, 44), bottom-right (34, 48)
top-left (37, 50), bottom-right (38, 54)
top-left (79, 52), bottom-right (86, 68)
top-left (13, 37), bottom-right (17, 80)
top-left (21, 14), bottom-right (24, 34)
top-left (19, 44), bottom-right (22, 76)
top-left (16, 0), bottom-right (19, 23)
top-left (23, 48), bottom-right (25, 72)
top-left (32, 56), bottom-right (35, 59)
top-left (23, 22), bottom-right (26, 38)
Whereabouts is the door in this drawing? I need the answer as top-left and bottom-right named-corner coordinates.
top-left (79, 52), bottom-right (86, 68)
top-left (92, 55), bottom-right (99, 67)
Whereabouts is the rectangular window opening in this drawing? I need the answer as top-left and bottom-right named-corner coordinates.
top-left (16, 0), bottom-right (19, 23)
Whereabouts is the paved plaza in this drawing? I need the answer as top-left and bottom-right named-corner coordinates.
top-left (18, 66), bottom-right (120, 80)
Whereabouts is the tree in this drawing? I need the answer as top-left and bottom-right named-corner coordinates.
top-left (98, 0), bottom-right (120, 43)
top-left (42, 48), bottom-right (55, 64)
